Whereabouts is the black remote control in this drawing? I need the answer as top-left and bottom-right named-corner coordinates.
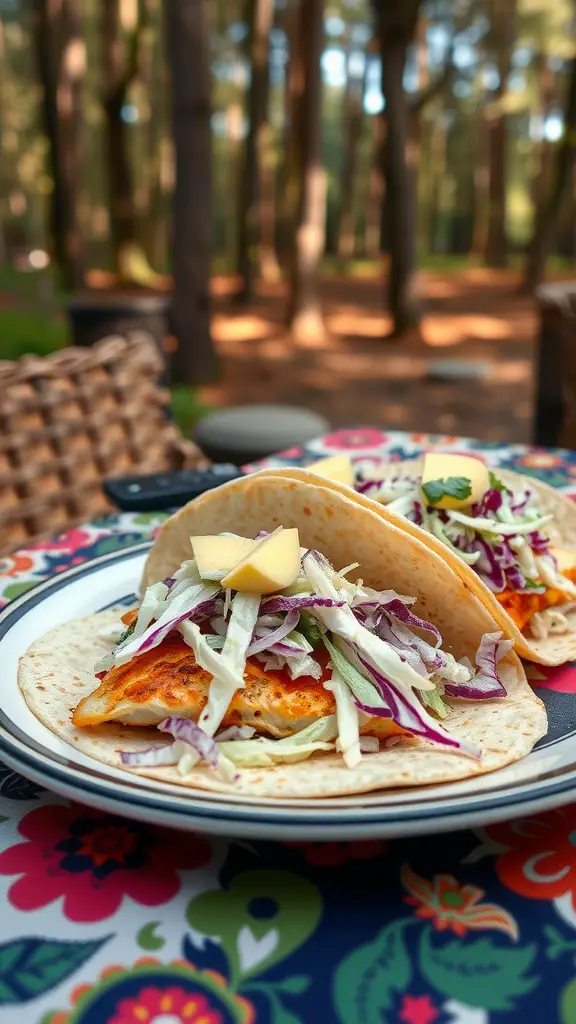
top-left (103, 465), bottom-right (245, 512)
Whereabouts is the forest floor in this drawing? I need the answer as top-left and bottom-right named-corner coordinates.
top-left (204, 266), bottom-right (539, 444)
top-left (0, 262), bottom-right (566, 444)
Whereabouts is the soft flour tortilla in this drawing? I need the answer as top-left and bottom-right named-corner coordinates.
top-left (20, 608), bottom-right (545, 799)
top-left (17, 474), bottom-right (544, 799)
top-left (211, 463), bottom-right (576, 667)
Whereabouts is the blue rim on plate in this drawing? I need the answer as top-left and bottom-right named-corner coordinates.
top-left (2, 544), bottom-right (576, 840)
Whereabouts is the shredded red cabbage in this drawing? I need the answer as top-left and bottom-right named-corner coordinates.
top-left (504, 564), bottom-right (526, 591)
top-left (246, 609), bottom-right (300, 656)
top-left (471, 488), bottom-right (503, 517)
top-left (411, 502), bottom-right (423, 526)
top-left (374, 615), bottom-right (429, 676)
top-left (510, 489), bottom-right (531, 514)
top-left (474, 537), bottom-right (506, 592)
top-left (120, 743), bottom-right (176, 767)
top-left (382, 600), bottom-right (442, 647)
top-left (444, 631), bottom-right (511, 700)
top-left (355, 652), bottom-right (481, 757)
top-left (261, 595), bottom-right (346, 613)
top-left (158, 715), bottom-right (219, 767)
top-left (139, 594), bottom-right (221, 653)
top-left (356, 478), bottom-right (381, 494)
top-left (528, 531), bottom-right (551, 555)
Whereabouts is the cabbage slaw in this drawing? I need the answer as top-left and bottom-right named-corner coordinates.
top-left (101, 534), bottom-right (513, 777)
top-left (358, 467), bottom-right (576, 638)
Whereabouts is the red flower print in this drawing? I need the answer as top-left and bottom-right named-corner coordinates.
top-left (401, 864), bottom-right (518, 939)
top-left (42, 958), bottom-right (254, 1024)
top-left (111, 984), bottom-right (222, 1024)
top-left (0, 805), bottom-right (211, 923)
top-left (0, 552), bottom-right (34, 577)
top-left (531, 662), bottom-right (576, 693)
top-left (33, 527), bottom-right (93, 552)
top-left (278, 446), bottom-right (305, 459)
top-left (398, 994), bottom-right (439, 1024)
top-left (487, 807), bottom-right (576, 907)
top-left (321, 428), bottom-right (387, 450)
top-left (288, 839), bottom-right (386, 866)
top-left (516, 453), bottom-right (563, 471)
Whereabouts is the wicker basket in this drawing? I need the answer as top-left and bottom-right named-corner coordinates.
top-left (0, 335), bottom-right (205, 555)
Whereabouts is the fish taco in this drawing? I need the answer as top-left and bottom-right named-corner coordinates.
top-left (250, 455), bottom-right (576, 666)
top-left (19, 476), bottom-right (545, 799)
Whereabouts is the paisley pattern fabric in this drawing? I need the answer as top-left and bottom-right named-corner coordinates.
top-left (2, 429), bottom-right (576, 1023)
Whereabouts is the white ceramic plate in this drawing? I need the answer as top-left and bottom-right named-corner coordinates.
top-left (1, 544), bottom-right (576, 840)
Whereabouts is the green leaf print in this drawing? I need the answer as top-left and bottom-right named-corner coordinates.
top-left (246, 980), bottom-right (309, 1024)
top-left (0, 936), bottom-right (110, 1004)
top-left (186, 869), bottom-right (322, 988)
top-left (133, 512), bottom-right (169, 527)
top-left (136, 921), bottom-right (165, 951)
top-left (2, 582), bottom-right (36, 602)
top-left (560, 977), bottom-right (576, 1023)
top-left (275, 976), bottom-right (312, 995)
top-left (419, 928), bottom-right (539, 1011)
top-left (332, 919), bottom-right (414, 1024)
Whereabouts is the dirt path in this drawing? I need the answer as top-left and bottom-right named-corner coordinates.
top-left (204, 268), bottom-right (537, 444)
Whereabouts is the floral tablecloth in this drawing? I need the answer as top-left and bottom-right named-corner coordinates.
top-left (3, 429), bottom-right (576, 1024)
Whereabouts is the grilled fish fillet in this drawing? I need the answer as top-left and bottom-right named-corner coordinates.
top-left (73, 633), bottom-right (404, 740)
top-left (495, 557), bottom-right (576, 631)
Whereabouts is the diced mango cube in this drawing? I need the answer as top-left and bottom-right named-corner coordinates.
top-left (307, 454), bottom-right (355, 488)
top-left (191, 535), bottom-right (258, 578)
top-left (221, 527), bottom-right (301, 594)
top-left (421, 452), bottom-right (489, 510)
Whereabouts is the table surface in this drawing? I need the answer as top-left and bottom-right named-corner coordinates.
top-left (2, 428), bottom-right (576, 1024)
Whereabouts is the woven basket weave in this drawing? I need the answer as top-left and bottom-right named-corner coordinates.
top-left (0, 336), bottom-right (205, 555)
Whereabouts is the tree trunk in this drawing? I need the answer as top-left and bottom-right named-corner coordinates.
top-left (483, 0), bottom-right (517, 268)
top-left (524, 55), bottom-right (576, 291)
top-left (235, 0), bottom-right (278, 302)
top-left (277, 0), bottom-right (300, 264)
top-left (32, 0), bottom-right (86, 290)
top-left (364, 107), bottom-right (385, 259)
top-left (428, 112), bottom-right (447, 253)
top-left (101, 0), bottom-right (154, 282)
top-left (258, 118), bottom-right (281, 283)
top-left (142, 10), bottom-right (169, 270)
top-left (286, 0), bottom-right (326, 340)
top-left (470, 71), bottom-right (489, 259)
top-left (164, 0), bottom-right (217, 383)
top-left (226, 102), bottom-right (243, 271)
top-left (410, 15), bottom-right (428, 257)
top-left (375, 0), bottom-right (423, 336)
top-left (337, 50), bottom-right (367, 260)
top-left (529, 53), bottom-right (555, 217)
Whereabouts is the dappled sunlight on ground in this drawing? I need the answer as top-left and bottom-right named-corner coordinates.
top-left (201, 268), bottom-right (540, 443)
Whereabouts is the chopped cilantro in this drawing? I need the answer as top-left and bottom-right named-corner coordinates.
top-left (488, 470), bottom-right (507, 492)
top-left (422, 476), bottom-right (472, 506)
top-left (523, 579), bottom-right (546, 591)
top-left (117, 620), bottom-right (136, 646)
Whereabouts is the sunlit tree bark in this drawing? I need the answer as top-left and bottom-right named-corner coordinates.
top-left (33, 0), bottom-right (86, 289)
top-left (286, 0), bottom-right (326, 340)
top-left (337, 49), bottom-right (367, 260)
top-left (372, 0), bottom-right (423, 336)
top-left (235, 0), bottom-right (279, 302)
top-left (524, 56), bottom-right (576, 290)
top-left (483, 0), bottom-right (517, 268)
top-left (101, 0), bottom-right (157, 283)
top-left (164, 0), bottom-right (217, 383)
